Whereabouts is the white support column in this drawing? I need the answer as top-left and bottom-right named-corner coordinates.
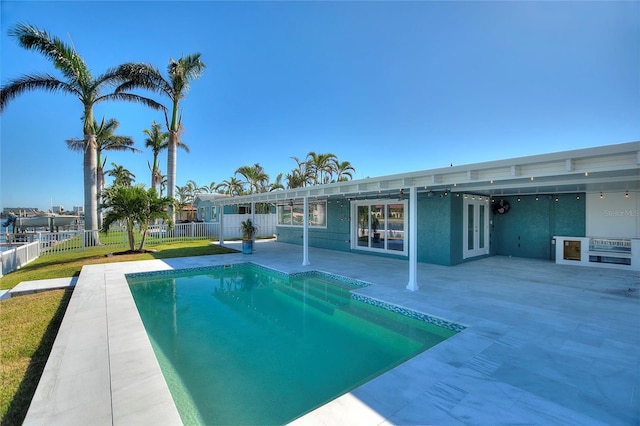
top-left (251, 201), bottom-right (255, 224)
top-left (406, 186), bottom-right (419, 291)
top-left (219, 206), bottom-right (225, 245)
top-left (302, 196), bottom-right (310, 265)
top-left (251, 201), bottom-right (256, 251)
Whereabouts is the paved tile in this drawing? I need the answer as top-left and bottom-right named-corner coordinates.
top-left (23, 241), bottom-right (640, 425)
top-left (10, 276), bottom-right (77, 296)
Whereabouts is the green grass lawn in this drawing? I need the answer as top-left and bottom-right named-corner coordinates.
top-left (0, 240), bottom-right (237, 425)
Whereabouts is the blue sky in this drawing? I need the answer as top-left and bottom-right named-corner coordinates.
top-left (1, 1), bottom-right (638, 211)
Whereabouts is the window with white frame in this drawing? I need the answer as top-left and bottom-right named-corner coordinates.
top-left (278, 200), bottom-right (327, 227)
top-left (352, 199), bottom-right (406, 254)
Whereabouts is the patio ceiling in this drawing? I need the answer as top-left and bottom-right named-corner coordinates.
top-left (209, 141), bottom-right (639, 205)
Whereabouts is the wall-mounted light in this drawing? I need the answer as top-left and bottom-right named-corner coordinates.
top-left (398, 189), bottom-right (404, 201)
top-left (535, 195), bottom-right (539, 201)
top-left (600, 192), bottom-right (604, 199)
top-left (517, 196), bottom-right (521, 202)
top-left (555, 195), bottom-right (559, 202)
top-left (585, 171), bottom-right (589, 176)
top-left (625, 191), bottom-right (629, 198)
top-left (576, 194), bottom-right (580, 200)
top-left (530, 177), bottom-right (534, 181)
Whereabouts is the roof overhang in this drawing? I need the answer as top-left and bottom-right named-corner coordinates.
top-left (210, 141), bottom-right (640, 206)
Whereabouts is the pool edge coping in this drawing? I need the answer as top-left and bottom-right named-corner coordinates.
top-left (23, 257), bottom-right (468, 426)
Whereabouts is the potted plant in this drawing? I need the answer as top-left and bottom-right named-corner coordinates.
top-left (240, 218), bottom-right (258, 254)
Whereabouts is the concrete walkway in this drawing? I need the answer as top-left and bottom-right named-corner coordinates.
top-left (21, 241), bottom-right (640, 425)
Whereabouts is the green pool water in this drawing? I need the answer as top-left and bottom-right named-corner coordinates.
top-left (127, 263), bottom-right (459, 425)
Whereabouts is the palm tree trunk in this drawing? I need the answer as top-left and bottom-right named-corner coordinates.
top-left (97, 162), bottom-right (105, 230)
top-left (84, 134), bottom-right (100, 245)
top-left (167, 130), bottom-right (178, 223)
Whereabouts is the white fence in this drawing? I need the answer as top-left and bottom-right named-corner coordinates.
top-left (1, 241), bottom-right (41, 277)
top-left (0, 215), bottom-right (278, 275)
top-left (219, 214), bottom-right (277, 240)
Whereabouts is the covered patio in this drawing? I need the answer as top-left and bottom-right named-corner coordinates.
top-left (24, 240), bottom-right (640, 425)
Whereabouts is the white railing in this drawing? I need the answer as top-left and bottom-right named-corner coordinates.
top-left (1, 215), bottom-right (278, 267)
top-left (1, 241), bottom-right (41, 277)
top-left (145, 222), bottom-right (220, 244)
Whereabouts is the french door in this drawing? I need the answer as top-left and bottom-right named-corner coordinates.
top-left (463, 196), bottom-right (490, 259)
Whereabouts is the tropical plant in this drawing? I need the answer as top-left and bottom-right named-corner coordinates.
top-left (101, 185), bottom-right (172, 252)
top-left (115, 54), bottom-right (205, 222)
top-left (307, 151), bottom-right (337, 184)
top-left (200, 181), bottom-right (220, 194)
top-left (286, 155), bottom-right (313, 188)
top-left (334, 160), bottom-right (356, 182)
top-left (174, 184), bottom-right (193, 210)
top-left (219, 177), bottom-right (245, 196)
top-left (157, 174), bottom-right (168, 196)
top-left (240, 218), bottom-right (258, 241)
top-left (235, 163), bottom-right (269, 194)
top-left (268, 173), bottom-right (285, 192)
top-left (105, 162), bottom-right (135, 187)
top-left (66, 117), bottom-right (140, 228)
top-left (0, 23), bottom-right (163, 241)
top-left (143, 121), bottom-right (169, 192)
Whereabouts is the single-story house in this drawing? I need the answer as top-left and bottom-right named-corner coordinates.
top-left (193, 194), bottom-right (277, 239)
top-left (202, 142), bottom-right (640, 286)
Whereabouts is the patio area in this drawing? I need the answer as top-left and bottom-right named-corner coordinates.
top-left (24, 240), bottom-right (640, 425)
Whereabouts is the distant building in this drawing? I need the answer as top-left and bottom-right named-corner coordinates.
top-left (2, 207), bottom-right (40, 216)
top-left (52, 205), bottom-right (65, 214)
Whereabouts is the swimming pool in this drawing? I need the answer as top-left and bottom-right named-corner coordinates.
top-left (127, 263), bottom-right (463, 425)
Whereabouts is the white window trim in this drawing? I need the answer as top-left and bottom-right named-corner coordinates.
top-left (350, 199), bottom-right (408, 255)
top-left (277, 200), bottom-right (328, 229)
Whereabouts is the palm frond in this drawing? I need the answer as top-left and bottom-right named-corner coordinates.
top-left (9, 23), bottom-right (91, 86)
top-left (1, 74), bottom-right (77, 111)
top-left (65, 138), bottom-right (85, 152)
top-left (99, 92), bottom-right (166, 112)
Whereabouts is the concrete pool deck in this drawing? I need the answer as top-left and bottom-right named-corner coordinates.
top-left (22, 241), bottom-right (639, 425)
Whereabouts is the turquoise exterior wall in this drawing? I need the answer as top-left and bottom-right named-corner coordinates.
top-left (417, 194), bottom-right (453, 266)
top-left (274, 192), bottom-right (584, 264)
top-left (492, 194), bottom-right (585, 260)
top-left (276, 200), bottom-right (351, 252)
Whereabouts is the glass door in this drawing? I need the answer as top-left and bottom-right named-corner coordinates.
top-left (352, 200), bottom-right (407, 255)
top-left (463, 196), bottom-right (489, 259)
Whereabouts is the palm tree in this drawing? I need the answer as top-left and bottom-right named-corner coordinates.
top-left (158, 174), bottom-right (168, 197)
top-left (106, 162), bottom-right (135, 187)
top-left (101, 185), bottom-right (172, 252)
top-left (307, 152), bottom-right (337, 184)
top-left (115, 54), bottom-right (205, 222)
top-left (235, 163), bottom-right (269, 194)
top-left (219, 177), bottom-right (245, 196)
top-left (268, 173), bottom-right (285, 192)
top-left (143, 121), bottom-right (168, 192)
top-left (0, 24), bottom-right (163, 242)
top-left (334, 160), bottom-right (356, 182)
top-left (174, 184), bottom-right (193, 210)
top-left (287, 156), bottom-right (313, 188)
top-left (67, 117), bottom-right (140, 228)
top-left (200, 181), bottom-right (220, 193)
